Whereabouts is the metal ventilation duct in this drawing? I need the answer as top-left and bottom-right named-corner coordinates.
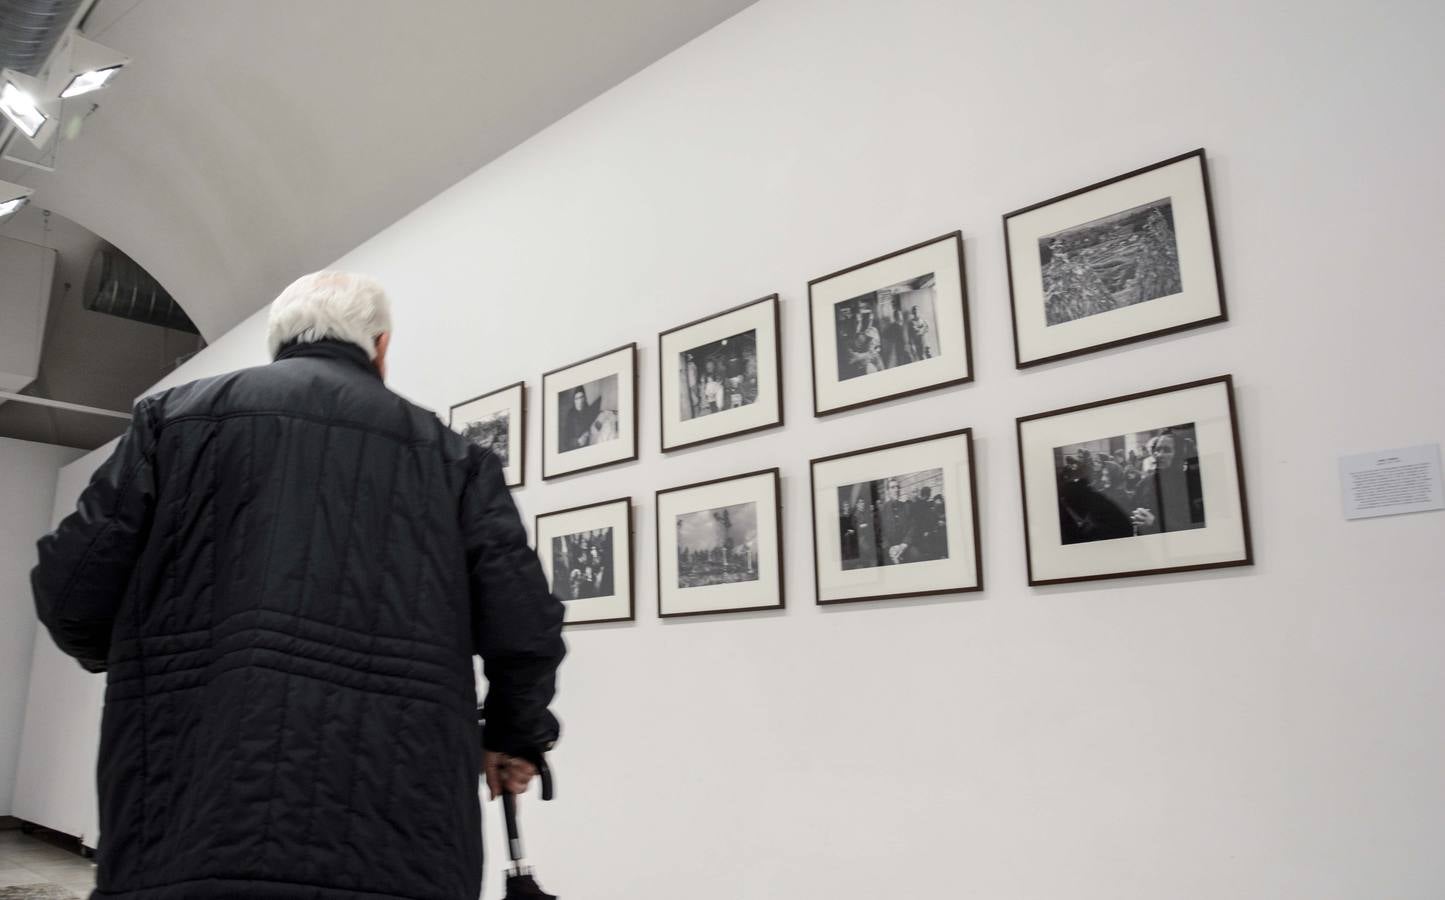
top-left (84, 245), bottom-right (200, 334)
top-left (0, 0), bottom-right (85, 75)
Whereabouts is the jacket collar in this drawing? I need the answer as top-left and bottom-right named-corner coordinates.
top-left (273, 339), bottom-right (381, 380)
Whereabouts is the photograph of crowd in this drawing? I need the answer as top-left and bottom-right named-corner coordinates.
top-left (678, 329), bottom-right (759, 421)
top-left (1038, 197), bottom-right (1183, 326)
top-left (1053, 423), bottom-right (1205, 544)
top-left (833, 273), bottom-right (941, 381)
top-left (556, 374), bottom-right (619, 454)
top-left (675, 501), bottom-right (759, 588)
top-left (550, 526), bottom-right (615, 601)
top-left (457, 410), bottom-right (510, 467)
top-left (837, 468), bottom-right (948, 570)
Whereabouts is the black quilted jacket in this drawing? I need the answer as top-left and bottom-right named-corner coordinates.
top-left (32, 339), bottom-right (566, 899)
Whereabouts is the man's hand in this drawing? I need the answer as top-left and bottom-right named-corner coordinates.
top-left (483, 751), bottom-right (538, 800)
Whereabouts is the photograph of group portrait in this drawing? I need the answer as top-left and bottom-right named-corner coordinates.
top-left (811, 428), bottom-right (982, 605)
top-left (809, 232), bottom-right (972, 416)
top-left (534, 497), bottom-right (634, 625)
top-left (551, 526), bottom-right (616, 600)
top-left (659, 295), bottom-right (783, 452)
top-left (542, 343), bottom-right (638, 480)
top-left (1017, 376), bottom-right (1252, 586)
top-left (681, 332), bottom-right (757, 420)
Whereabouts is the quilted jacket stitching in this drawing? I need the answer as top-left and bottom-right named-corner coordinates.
top-left (103, 639), bottom-right (459, 687)
top-left (340, 427), bottom-right (404, 878)
top-left (161, 410), bottom-right (428, 447)
top-left (50, 400), bottom-right (156, 619)
top-left (258, 419), bottom-right (333, 873)
top-left (242, 413), bottom-right (296, 875)
top-left (111, 606), bottom-right (461, 656)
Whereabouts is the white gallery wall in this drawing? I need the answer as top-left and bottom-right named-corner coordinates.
top-left (11, 443), bottom-right (109, 843)
top-left (29, 0), bottom-right (1445, 896)
top-left (0, 437), bottom-right (80, 814)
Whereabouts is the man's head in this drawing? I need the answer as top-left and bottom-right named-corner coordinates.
top-left (267, 271), bottom-right (393, 376)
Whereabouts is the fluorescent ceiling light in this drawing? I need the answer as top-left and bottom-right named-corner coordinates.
top-left (61, 64), bottom-right (123, 99)
top-left (55, 34), bottom-right (130, 99)
top-left (1, 70), bottom-right (60, 148)
top-left (0, 79), bottom-right (47, 139)
top-left (0, 180), bottom-right (34, 222)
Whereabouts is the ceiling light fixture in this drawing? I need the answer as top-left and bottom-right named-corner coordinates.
top-left (0, 73), bottom-right (51, 140)
top-left (54, 33), bottom-right (130, 99)
top-left (0, 180), bottom-right (34, 223)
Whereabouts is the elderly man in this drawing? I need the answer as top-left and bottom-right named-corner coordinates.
top-left (31, 272), bottom-right (565, 900)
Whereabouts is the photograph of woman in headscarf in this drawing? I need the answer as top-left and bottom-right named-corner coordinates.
top-left (557, 375), bottom-right (620, 453)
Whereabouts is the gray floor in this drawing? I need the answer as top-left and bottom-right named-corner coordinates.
top-left (0, 830), bottom-right (95, 899)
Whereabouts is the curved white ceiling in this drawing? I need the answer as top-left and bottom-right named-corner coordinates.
top-left (0, 0), bottom-right (757, 339)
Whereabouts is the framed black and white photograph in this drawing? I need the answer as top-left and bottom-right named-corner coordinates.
top-left (449, 381), bottom-right (525, 487)
top-left (1016, 375), bottom-right (1253, 586)
top-left (541, 343), bottom-right (638, 480)
top-left (656, 468), bottom-right (783, 618)
top-left (659, 294), bottom-right (783, 452)
top-left (535, 497), bottom-right (633, 625)
top-left (810, 428), bottom-right (982, 604)
top-left (808, 231), bottom-right (972, 416)
top-left (1004, 149), bottom-right (1226, 368)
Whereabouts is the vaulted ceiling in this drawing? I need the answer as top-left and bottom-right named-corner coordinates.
top-left (1, 0), bottom-right (760, 341)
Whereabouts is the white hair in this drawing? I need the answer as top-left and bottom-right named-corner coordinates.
top-left (266, 271), bottom-right (392, 360)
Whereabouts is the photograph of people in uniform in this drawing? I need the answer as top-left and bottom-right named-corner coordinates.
top-left (836, 468), bottom-right (948, 570)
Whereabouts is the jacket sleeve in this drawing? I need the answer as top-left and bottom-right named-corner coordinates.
top-left (461, 444), bottom-right (566, 756)
top-left (32, 400), bottom-right (160, 673)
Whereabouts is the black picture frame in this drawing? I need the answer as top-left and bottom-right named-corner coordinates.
top-left (535, 496), bottom-right (635, 626)
top-left (658, 294), bottom-right (784, 453)
top-left (809, 427), bottom-right (983, 605)
top-left (541, 342), bottom-right (639, 481)
top-left (1003, 148), bottom-right (1228, 369)
top-left (449, 380), bottom-right (526, 488)
top-left (1015, 374), bottom-right (1254, 586)
top-left (655, 467), bottom-right (785, 619)
top-left (807, 230), bottom-right (974, 417)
